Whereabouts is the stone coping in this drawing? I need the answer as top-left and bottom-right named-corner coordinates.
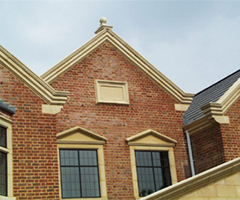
top-left (140, 157), bottom-right (240, 200)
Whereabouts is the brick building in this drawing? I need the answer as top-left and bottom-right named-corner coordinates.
top-left (144, 70), bottom-right (240, 200)
top-left (0, 18), bottom-right (239, 200)
top-left (183, 69), bottom-right (240, 174)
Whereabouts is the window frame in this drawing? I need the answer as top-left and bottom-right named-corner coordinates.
top-left (130, 146), bottom-right (177, 199)
top-left (0, 127), bottom-right (8, 197)
top-left (135, 150), bottom-right (172, 197)
top-left (59, 149), bottom-right (101, 199)
top-left (0, 115), bottom-right (15, 200)
top-left (57, 144), bottom-right (107, 200)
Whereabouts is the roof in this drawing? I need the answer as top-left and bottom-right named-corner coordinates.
top-left (0, 100), bottom-right (16, 114)
top-left (0, 45), bottom-right (69, 105)
top-left (140, 157), bottom-right (240, 200)
top-left (41, 19), bottom-right (193, 105)
top-left (183, 70), bottom-right (240, 126)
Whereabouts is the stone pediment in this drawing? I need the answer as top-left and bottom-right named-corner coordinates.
top-left (126, 129), bottom-right (177, 147)
top-left (57, 126), bottom-right (107, 145)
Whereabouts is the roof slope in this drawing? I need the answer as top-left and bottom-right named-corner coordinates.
top-left (41, 20), bottom-right (193, 105)
top-left (183, 70), bottom-right (240, 125)
top-left (0, 45), bottom-right (69, 105)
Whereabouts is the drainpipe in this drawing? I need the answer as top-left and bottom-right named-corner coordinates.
top-left (186, 131), bottom-right (195, 176)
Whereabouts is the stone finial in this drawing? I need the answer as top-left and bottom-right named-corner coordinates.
top-left (95, 17), bottom-right (113, 34)
top-left (100, 17), bottom-right (107, 25)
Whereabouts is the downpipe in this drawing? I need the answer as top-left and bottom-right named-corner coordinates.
top-left (186, 131), bottom-right (195, 176)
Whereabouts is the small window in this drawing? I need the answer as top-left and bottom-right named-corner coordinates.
top-left (0, 126), bottom-right (7, 196)
top-left (59, 149), bottom-right (101, 198)
top-left (95, 80), bottom-right (129, 104)
top-left (135, 151), bottom-right (172, 197)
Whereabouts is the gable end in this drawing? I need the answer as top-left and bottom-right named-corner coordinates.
top-left (41, 28), bottom-right (193, 105)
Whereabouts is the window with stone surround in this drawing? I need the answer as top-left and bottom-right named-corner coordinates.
top-left (0, 116), bottom-right (15, 200)
top-left (57, 126), bottom-right (108, 200)
top-left (0, 126), bottom-right (7, 196)
top-left (135, 150), bottom-right (172, 197)
top-left (126, 129), bottom-right (178, 200)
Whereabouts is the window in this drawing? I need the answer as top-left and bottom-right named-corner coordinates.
top-left (126, 129), bottom-right (177, 199)
top-left (0, 126), bottom-right (7, 196)
top-left (135, 151), bottom-right (172, 197)
top-left (59, 149), bottom-right (100, 198)
top-left (0, 116), bottom-right (15, 200)
top-left (57, 126), bottom-right (108, 200)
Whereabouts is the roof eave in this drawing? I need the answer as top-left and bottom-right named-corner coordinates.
top-left (0, 45), bottom-right (69, 106)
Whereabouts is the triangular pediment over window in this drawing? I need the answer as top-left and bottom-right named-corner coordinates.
top-left (57, 126), bottom-right (107, 145)
top-left (126, 129), bottom-right (177, 147)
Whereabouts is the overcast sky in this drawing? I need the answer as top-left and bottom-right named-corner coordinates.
top-left (0, 1), bottom-right (240, 93)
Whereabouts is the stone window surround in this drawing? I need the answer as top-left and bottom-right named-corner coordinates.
top-left (56, 126), bottom-right (108, 200)
top-left (126, 130), bottom-right (178, 200)
top-left (0, 115), bottom-right (15, 200)
top-left (57, 144), bottom-right (107, 200)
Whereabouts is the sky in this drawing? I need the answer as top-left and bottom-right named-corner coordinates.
top-left (0, 1), bottom-right (240, 94)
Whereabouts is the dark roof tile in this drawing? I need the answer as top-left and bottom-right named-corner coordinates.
top-left (183, 70), bottom-right (240, 125)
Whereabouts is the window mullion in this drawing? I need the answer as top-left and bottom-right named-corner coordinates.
top-left (77, 150), bottom-right (83, 198)
top-left (150, 152), bottom-right (157, 192)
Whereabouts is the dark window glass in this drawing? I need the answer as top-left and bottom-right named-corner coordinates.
top-left (0, 126), bottom-right (7, 148)
top-left (135, 151), bottom-right (172, 197)
top-left (60, 149), bottom-right (100, 198)
top-left (0, 152), bottom-right (7, 196)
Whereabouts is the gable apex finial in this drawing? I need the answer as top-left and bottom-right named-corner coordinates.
top-left (95, 17), bottom-right (113, 34)
top-left (100, 17), bottom-right (107, 25)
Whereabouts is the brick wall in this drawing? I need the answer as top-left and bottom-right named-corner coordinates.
top-left (51, 41), bottom-right (190, 199)
top-left (220, 97), bottom-right (240, 161)
top-left (191, 124), bottom-right (225, 174)
top-left (0, 65), bottom-right (60, 199)
top-left (190, 97), bottom-right (240, 175)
